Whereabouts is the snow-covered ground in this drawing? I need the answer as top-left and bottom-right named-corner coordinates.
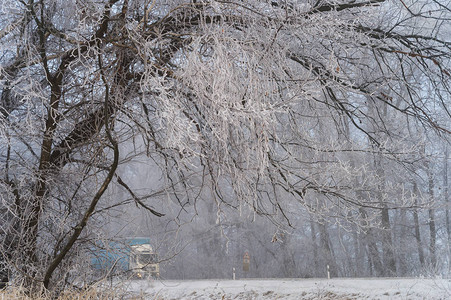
top-left (128, 277), bottom-right (451, 299)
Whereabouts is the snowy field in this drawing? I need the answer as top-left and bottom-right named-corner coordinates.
top-left (128, 277), bottom-right (451, 299)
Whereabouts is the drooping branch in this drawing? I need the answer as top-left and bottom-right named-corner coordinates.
top-left (116, 175), bottom-right (165, 217)
top-left (308, 0), bottom-right (387, 14)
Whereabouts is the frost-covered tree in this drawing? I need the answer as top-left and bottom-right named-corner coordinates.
top-left (0, 0), bottom-right (450, 293)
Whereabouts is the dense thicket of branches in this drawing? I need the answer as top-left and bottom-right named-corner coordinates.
top-left (0, 0), bottom-right (450, 294)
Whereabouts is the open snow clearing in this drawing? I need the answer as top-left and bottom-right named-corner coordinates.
top-left (128, 278), bottom-right (451, 299)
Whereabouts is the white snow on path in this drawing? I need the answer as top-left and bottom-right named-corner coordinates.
top-left (128, 277), bottom-right (451, 299)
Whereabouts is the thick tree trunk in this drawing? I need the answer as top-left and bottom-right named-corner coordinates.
top-left (338, 229), bottom-right (352, 276)
top-left (375, 154), bottom-right (396, 276)
top-left (353, 231), bottom-right (366, 277)
top-left (309, 215), bottom-right (319, 277)
top-left (427, 161), bottom-right (436, 269)
top-left (381, 218), bottom-right (396, 275)
top-left (366, 233), bottom-right (384, 276)
top-left (443, 147), bottom-right (450, 272)
top-left (428, 208), bottom-right (436, 268)
top-left (366, 245), bottom-right (374, 277)
top-left (359, 208), bottom-right (384, 276)
top-left (280, 233), bottom-right (296, 278)
top-left (413, 182), bottom-right (425, 268)
top-left (397, 208), bottom-right (408, 276)
top-left (318, 222), bottom-right (337, 278)
top-left (380, 207), bottom-right (396, 276)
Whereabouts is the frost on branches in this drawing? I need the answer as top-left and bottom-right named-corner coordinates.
top-left (0, 0), bottom-right (450, 293)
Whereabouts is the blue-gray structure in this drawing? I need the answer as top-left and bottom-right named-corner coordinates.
top-left (90, 237), bottom-right (153, 277)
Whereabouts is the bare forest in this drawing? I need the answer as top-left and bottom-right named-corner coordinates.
top-left (0, 0), bottom-right (450, 296)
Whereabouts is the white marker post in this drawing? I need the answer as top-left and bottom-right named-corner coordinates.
top-left (233, 267), bottom-right (236, 280)
top-left (327, 265), bottom-right (330, 280)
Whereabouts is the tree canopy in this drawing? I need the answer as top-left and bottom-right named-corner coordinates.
top-left (0, 0), bottom-right (450, 293)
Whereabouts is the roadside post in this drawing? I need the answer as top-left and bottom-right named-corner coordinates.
top-left (243, 251), bottom-right (250, 273)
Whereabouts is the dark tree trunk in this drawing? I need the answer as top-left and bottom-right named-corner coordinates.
top-left (359, 208), bottom-right (384, 276)
top-left (427, 163), bottom-right (436, 268)
top-left (413, 182), bottom-right (425, 268)
top-left (353, 231), bottom-right (365, 277)
top-left (380, 207), bottom-right (396, 276)
top-left (310, 215), bottom-right (319, 277)
top-left (374, 154), bottom-right (396, 276)
top-left (366, 234), bottom-right (384, 276)
top-left (397, 208), bottom-right (408, 276)
top-left (444, 147), bottom-right (450, 272)
top-left (319, 222), bottom-right (337, 278)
